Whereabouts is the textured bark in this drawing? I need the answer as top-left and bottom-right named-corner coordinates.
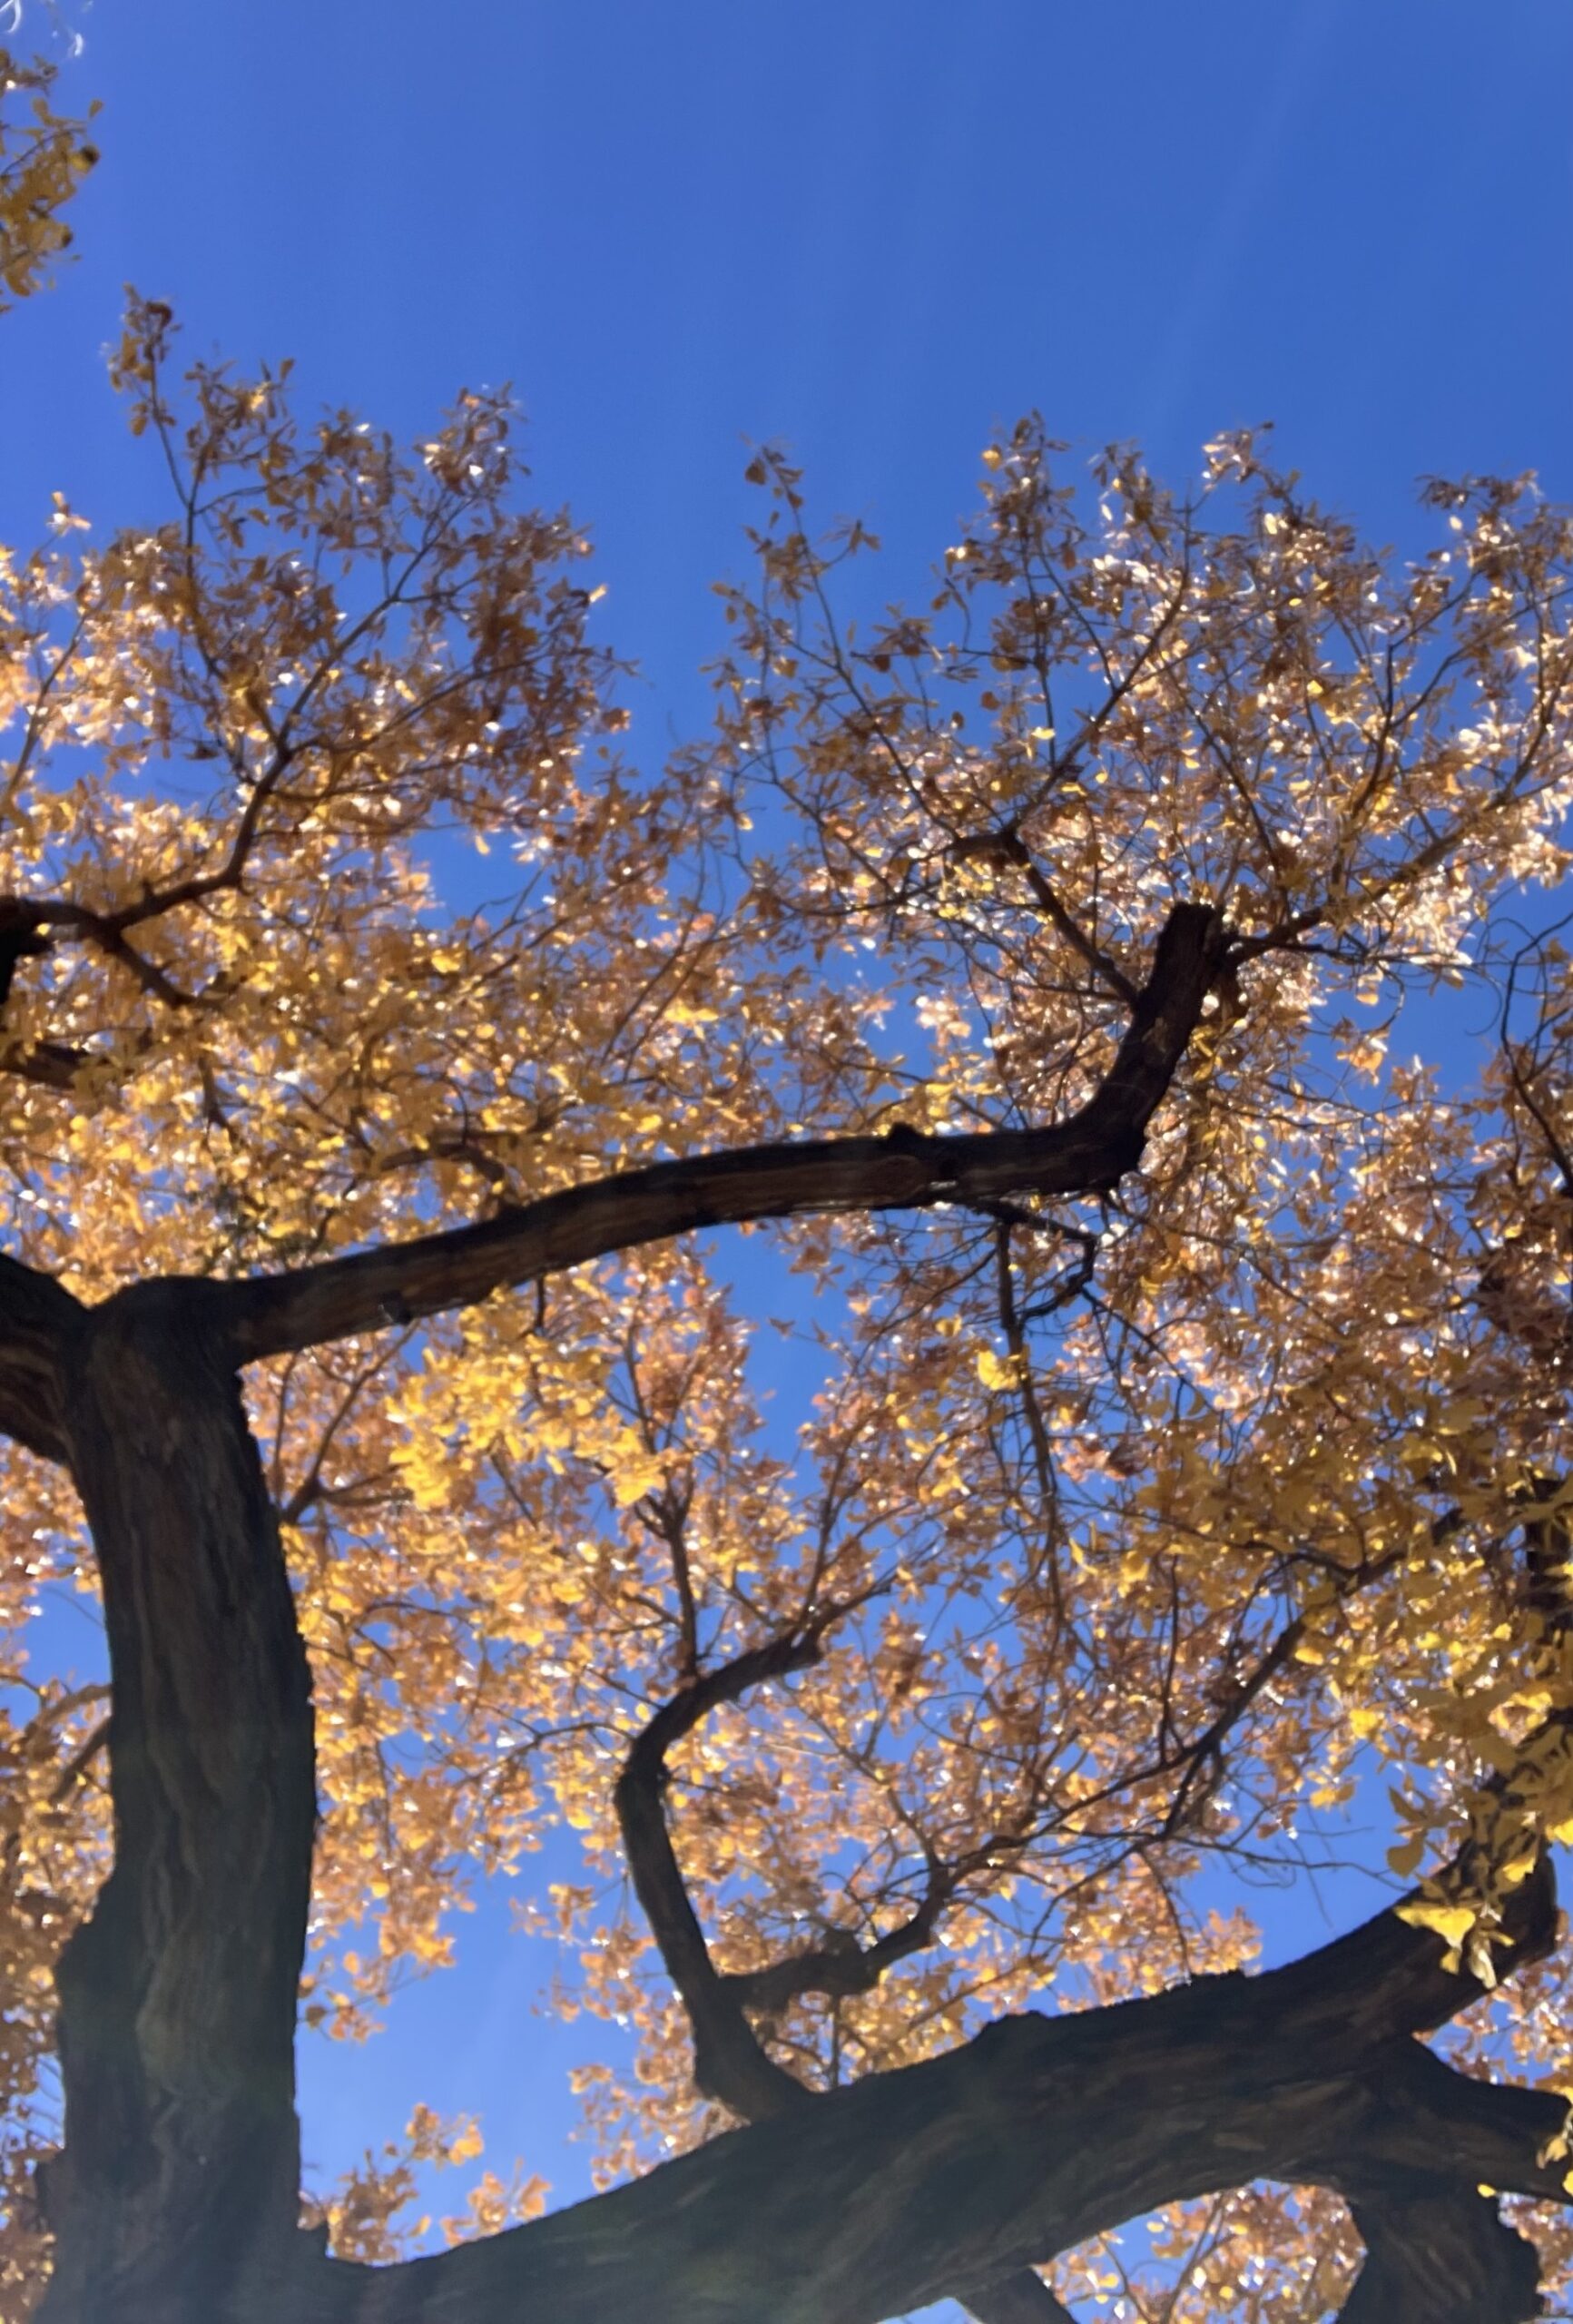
top-left (1341, 2188), bottom-right (1546, 2324)
top-left (0, 1251), bottom-right (77, 1462)
top-left (959, 2275), bottom-right (1079, 2324)
top-left (36, 1282), bottom-right (318, 2324)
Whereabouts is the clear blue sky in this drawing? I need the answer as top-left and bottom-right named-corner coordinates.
top-left (6, 0), bottom-right (1573, 2268)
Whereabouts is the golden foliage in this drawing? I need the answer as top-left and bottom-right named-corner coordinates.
top-left (0, 50), bottom-right (93, 312)
top-left (4, 101), bottom-right (1573, 2313)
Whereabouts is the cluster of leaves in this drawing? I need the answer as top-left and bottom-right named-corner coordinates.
top-left (0, 48), bottom-right (93, 311)
top-left (1047, 2183), bottom-right (1361, 2323)
top-left (300, 2102), bottom-right (546, 2267)
top-left (3, 66), bottom-right (1573, 2314)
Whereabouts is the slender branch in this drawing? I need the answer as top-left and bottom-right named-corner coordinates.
top-left (614, 1628), bottom-right (833, 2121)
top-left (991, 1217), bottom-right (1074, 1632)
top-left (48, 1716), bottom-right (110, 1807)
top-left (996, 828), bottom-right (1140, 1006)
top-left (13, 895), bottom-right (199, 1008)
top-left (719, 1856), bottom-right (952, 2014)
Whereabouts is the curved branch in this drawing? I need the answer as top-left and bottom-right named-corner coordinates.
top-left (221, 900), bottom-right (1228, 1363)
top-left (614, 1629), bottom-right (831, 2122)
top-left (614, 1620), bottom-right (1080, 2324)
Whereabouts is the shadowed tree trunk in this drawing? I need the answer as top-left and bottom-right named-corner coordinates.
top-left (34, 1284), bottom-right (316, 2324)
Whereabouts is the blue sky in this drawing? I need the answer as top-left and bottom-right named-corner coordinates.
top-left (5, 0), bottom-right (1573, 2280)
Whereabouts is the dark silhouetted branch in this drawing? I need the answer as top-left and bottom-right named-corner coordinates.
top-left (220, 901), bottom-right (1228, 1364)
top-left (614, 1621), bottom-right (1082, 2324)
top-left (311, 1845), bottom-right (1565, 2324)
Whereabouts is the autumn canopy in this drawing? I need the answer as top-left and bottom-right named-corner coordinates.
top-left (4, 44), bottom-right (1573, 2324)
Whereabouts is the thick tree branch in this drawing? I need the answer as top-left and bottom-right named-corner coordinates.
top-left (37, 1283), bottom-right (317, 2324)
top-left (1340, 2187), bottom-right (1542, 2324)
top-left (312, 1853), bottom-right (1568, 2324)
top-left (220, 900), bottom-right (1228, 1363)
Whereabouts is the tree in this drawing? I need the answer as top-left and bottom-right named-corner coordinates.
top-left (5, 55), bottom-right (1573, 2324)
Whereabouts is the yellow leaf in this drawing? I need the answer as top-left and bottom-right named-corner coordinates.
top-left (1394, 1901), bottom-right (1475, 1949)
top-left (610, 1454), bottom-right (664, 1508)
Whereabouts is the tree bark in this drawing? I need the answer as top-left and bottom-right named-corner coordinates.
top-left (36, 1281), bottom-right (318, 2324)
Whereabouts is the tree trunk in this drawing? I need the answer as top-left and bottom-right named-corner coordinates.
top-left (36, 1282), bottom-right (317, 2324)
